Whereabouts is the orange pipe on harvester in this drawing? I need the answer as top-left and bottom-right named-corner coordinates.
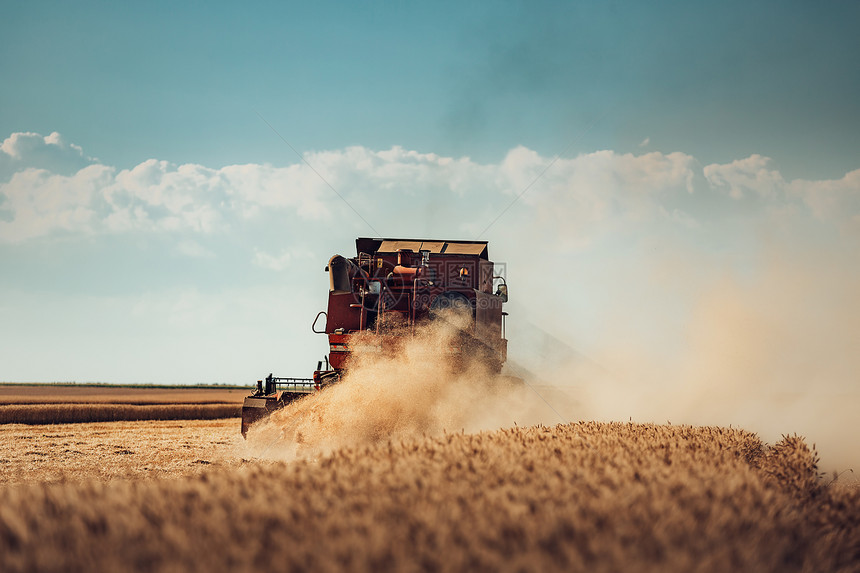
top-left (393, 249), bottom-right (423, 278)
top-left (392, 265), bottom-right (422, 277)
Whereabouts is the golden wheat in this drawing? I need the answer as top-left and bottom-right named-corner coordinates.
top-left (1, 421), bottom-right (857, 572)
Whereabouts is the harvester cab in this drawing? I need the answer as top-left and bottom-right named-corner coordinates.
top-left (240, 237), bottom-right (510, 437)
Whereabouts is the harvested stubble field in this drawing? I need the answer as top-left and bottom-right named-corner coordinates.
top-left (0, 385), bottom-right (245, 424)
top-left (0, 419), bottom-right (242, 484)
top-left (1, 419), bottom-right (858, 572)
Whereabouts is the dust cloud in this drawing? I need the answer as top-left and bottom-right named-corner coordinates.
top-left (519, 237), bottom-right (860, 475)
top-left (242, 310), bottom-right (560, 462)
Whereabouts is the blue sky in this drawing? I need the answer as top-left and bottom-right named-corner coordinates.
top-left (1, 1), bottom-right (859, 465)
top-left (4, 1), bottom-right (858, 175)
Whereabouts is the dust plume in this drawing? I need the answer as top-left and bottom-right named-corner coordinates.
top-left (242, 310), bottom-right (559, 461)
top-left (517, 234), bottom-right (860, 475)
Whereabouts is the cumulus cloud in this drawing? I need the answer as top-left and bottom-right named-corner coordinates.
top-left (510, 149), bottom-right (698, 248)
top-left (703, 154), bottom-right (860, 234)
top-left (704, 154), bottom-right (786, 199)
top-left (0, 133), bottom-right (332, 243)
top-left (298, 144), bottom-right (501, 203)
top-left (788, 169), bottom-right (860, 234)
top-left (0, 164), bottom-right (114, 241)
top-left (3, 132), bottom-right (859, 250)
top-left (0, 131), bottom-right (97, 181)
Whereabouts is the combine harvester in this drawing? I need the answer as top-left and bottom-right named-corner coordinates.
top-left (241, 237), bottom-right (510, 436)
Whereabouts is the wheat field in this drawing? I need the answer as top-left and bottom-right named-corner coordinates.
top-left (0, 385), bottom-right (244, 424)
top-left (1, 418), bottom-right (857, 572)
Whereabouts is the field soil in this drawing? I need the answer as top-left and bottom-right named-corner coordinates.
top-left (1, 419), bottom-right (857, 572)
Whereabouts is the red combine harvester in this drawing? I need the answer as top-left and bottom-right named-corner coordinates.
top-left (240, 237), bottom-right (510, 437)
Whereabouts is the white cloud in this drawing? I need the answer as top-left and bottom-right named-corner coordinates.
top-left (300, 144), bottom-right (499, 201)
top-left (788, 169), bottom-right (860, 234)
top-left (0, 164), bottom-right (114, 241)
top-left (703, 154), bottom-right (785, 199)
top-left (703, 155), bottom-right (860, 234)
top-left (639, 137), bottom-right (650, 147)
top-left (219, 163), bottom-right (329, 219)
top-left (0, 133), bottom-right (333, 242)
top-left (0, 131), bottom-right (96, 181)
top-left (517, 149), bottom-right (698, 246)
top-left (106, 160), bottom-right (229, 234)
top-left (2, 131), bottom-right (859, 249)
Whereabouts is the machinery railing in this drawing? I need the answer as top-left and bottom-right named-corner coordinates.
top-left (255, 374), bottom-right (316, 396)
